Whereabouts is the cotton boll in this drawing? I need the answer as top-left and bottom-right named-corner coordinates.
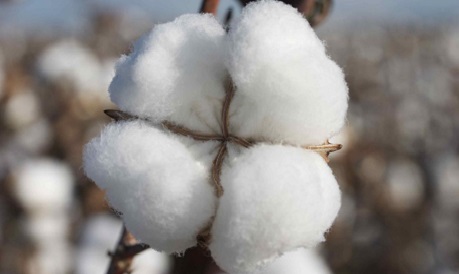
top-left (78, 214), bottom-right (123, 249)
top-left (13, 158), bottom-right (74, 215)
top-left (28, 243), bottom-right (72, 274)
top-left (76, 248), bottom-right (110, 274)
top-left (109, 14), bottom-right (226, 134)
top-left (228, 0), bottom-right (348, 145)
top-left (210, 145), bottom-right (340, 273)
top-left (436, 156), bottom-right (459, 209)
top-left (386, 159), bottom-right (423, 210)
top-left (36, 39), bottom-right (103, 93)
top-left (24, 215), bottom-right (69, 246)
top-left (132, 249), bottom-right (170, 274)
top-left (14, 118), bottom-right (52, 154)
top-left (83, 121), bottom-right (217, 253)
top-left (4, 90), bottom-right (41, 129)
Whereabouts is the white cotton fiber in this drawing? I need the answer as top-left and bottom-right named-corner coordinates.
top-left (83, 121), bottom-right (217, 253)
top-left (258, 248), bottom-right (332, 274)
top-left (227, 0), bottom-right (348, 145)
top-left (210, 145), bottom-right (340, 273)
top-left (109, 14), bottom-right (227, 134)
top-left (223, 248), bottom-right (332, 274)
top-left (131, 249), bottom-right (170, 274)
top-left (13, 158), bottom-right (74, 215)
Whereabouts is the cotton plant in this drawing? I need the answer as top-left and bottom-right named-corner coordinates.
top-left (83, 1), bottom-right (348, 273)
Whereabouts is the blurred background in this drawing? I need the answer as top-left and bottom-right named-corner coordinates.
top-left (0, 0), bottom-right (458, 273)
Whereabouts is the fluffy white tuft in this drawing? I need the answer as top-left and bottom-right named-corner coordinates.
top-left (257, 248), bottom-right (332, 274)
top-left (13, 158), bottom-right (74, 215)
top-left (224, 248), bottom-right (332, 274)
top-left (83, 121), bottom-right (217, 253)
top-left (132, 249), bottom-right (170, 274)
top-left (227, 0), bottom-right (348, 145)
top-left (109, 14), bottom-right (226, 133)
top-left (210, 145), bottom-right (340, 273)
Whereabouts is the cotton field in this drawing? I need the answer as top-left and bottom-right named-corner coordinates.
top-left (0, 1), bottom-right (458, 274)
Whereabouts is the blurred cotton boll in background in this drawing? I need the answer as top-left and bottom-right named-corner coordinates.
top-left (4, 89), bottom-right (41, 130)
top-left (13, 158), bottom-right (74, 215)
top-left (36, 39), bottom-right (112, 103)
top-left (12, 158), bottom-right (75, 274)
top-left (386, 158), bottom-right (424, 210)
top-left (36, 40), bottom-right (101, 92)
top-left (76, 214), bottom-right (170, 274)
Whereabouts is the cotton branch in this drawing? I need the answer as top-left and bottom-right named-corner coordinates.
top-left (199, 0), bottom-right (220, 14)
top-left (106, 227), bottom-right (148, 274)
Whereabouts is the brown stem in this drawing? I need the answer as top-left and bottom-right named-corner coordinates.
top-left (106, 227), bottom-right (149, 274)
top-left (199, 0), bottom-right (220, 14)
top-left (221, 78), bottom-right (234, 137)
top-left (103, 108), bottom-right (342, 159)
top-left (163, 121), bottom-right (225, 142)
top-left (211, 144), bottom-right (228, 198)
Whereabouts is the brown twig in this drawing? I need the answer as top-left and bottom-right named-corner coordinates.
top-left (105, 227), bottom-right (149, 274)
top-left (199, 0), bottom-right (220, 14)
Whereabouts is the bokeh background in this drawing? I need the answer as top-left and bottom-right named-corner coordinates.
top-left (0, 0), bottom-right (458, 273)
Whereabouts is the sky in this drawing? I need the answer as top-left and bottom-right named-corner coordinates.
top-left (0, 0), bottom-right (458, 36)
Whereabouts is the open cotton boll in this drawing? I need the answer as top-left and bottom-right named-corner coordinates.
top-left (83, 121), bottom-right (217, 253)
top-left (109, 14), bottom-right (226, 134)
top-left (13, 158), bottom-right (74, 215)
top-left (227, 0), bottom-right (348, 145)
top-left (210, 145), bottom-right (340, 273)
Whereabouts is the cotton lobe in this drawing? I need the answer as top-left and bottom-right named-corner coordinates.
top-left (210, 145), bottom-right (340, 273)
top-left (83, 121), bottom-right (217, 252)
top-left (83, 0), bottom-right (347, 272)
top-left (109, 14), bottom-right (227, 133)
top-left (228, 1), bottom-right (348, 145)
